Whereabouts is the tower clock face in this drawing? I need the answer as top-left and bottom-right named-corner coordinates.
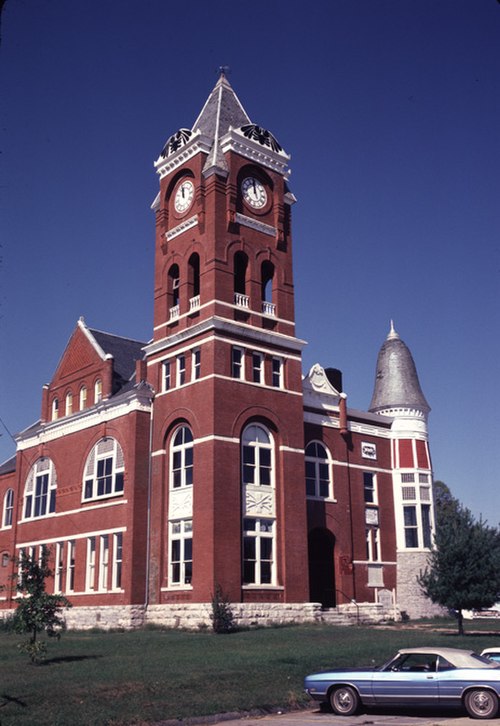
top-left (241, 177), bottom-right (267, 209)
top-left (174, 179), bottom-right (195, 214)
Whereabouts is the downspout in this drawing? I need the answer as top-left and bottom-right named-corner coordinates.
top-left (339, 393), bottom-right (356, 603)
top-left (144, 387), bottom-right (155, 612)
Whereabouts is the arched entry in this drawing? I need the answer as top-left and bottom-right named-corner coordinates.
top-left (308, 528), bottom-right (336, 608)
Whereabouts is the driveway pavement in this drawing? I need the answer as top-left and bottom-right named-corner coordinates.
top-left (209, 706), bottom-right (499, 726)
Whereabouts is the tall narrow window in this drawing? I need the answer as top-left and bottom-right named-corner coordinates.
top-left (305, 441), bottom-right (332, 498)
top-left (403, 505), bottom-right (419, 548)
top-left (54, 542), bottom-right (64, 593)
top-left (80, 385), bottom-right (87, 410)
top-left (67, 540), bottom-right (75, 593)
top-left (170, 519), bottom-right (193, 586)
top-left (99, 535), bottom-right (109, 591)
top-left (177, 354), bottom-right (186, 386)
top-left (192, 348), bottom-right (201, 380)
top-left (243, 517), bottom-right (274, 585)
top-left (83, 438), bottom-right (125, 501)
top-left (66, 391), bottom-right (73, 416)
top-left (271, 357), bottom-right (283, 388)
top-left (52, 398), bottom-right (59, 421)
top-left (163, 360), bottom-right (172, 391)
top-left (94, 379), bottom-right (103, 403)
top-left (2, 489), bottom-right (14, 528)
top-left (234, 251), bottom-right (249, 306)
top-left (188, 253), bottom-right (200, 307)
top-left (231, 347), bottom-right (244, 379)
top-left (168, 264), bottom-right (180, 312)
top-left (86, 537), bottom-right (96, 591)
top-left (366, 527), bottom-right (380, 561)
top-left (261, 260), bottom-right (275, 315)
top-left (363, 472), bottom-right (376, 504)
top-left (24, 458), bottom-right (57, 519)
top-left (171, 426), bottom-right (194, 489)
top-left (421, 504), bottom-right (432, 548)
top-left (113, 532), bottom-right (123, 590)
top-left (252, 352), bottom-right (263, 384)
top-left (242, 424), bottom-right (273, 487)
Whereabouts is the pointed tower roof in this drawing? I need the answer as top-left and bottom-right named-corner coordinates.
top-left (155, 71), bottom-right (290, 181)
top-left (369, 322), bottom-right (430, 415)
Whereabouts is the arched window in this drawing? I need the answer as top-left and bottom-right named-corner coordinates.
top-left (51, 398), bottom-right (59, 421)
top-left (170, 426), bottom-right (194, 489)
top-left (80, 385), bottom-right (87, 410)
top-left (66, 391), bottom-right (73, 416)
top-left (83, 438), bottom-right (124, 501)
top-left (2, 489), bottom-right (14, 528)
top-left (242, 424), bottom-right (273, 487)
top-left (94, 379), bottom-right (103, 404)
top-left (188, 253), bottom-right (200, 307)
top-left (168, 264), bottom-right (180, 311)
top-left (261, 260), bottom-right (275, 316)
top-left (234, 251), bottom-right (248, 297)
top-left (305, 441), bottom-right (332, 498)
top-left (24, 458), bottom-right (57, 519)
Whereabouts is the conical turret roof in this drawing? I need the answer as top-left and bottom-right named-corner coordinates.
top-left (369, 322), bottom-right (430, 414)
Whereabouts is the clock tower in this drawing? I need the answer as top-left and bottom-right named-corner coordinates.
top-left (145, 72), bottom-right (309, 611)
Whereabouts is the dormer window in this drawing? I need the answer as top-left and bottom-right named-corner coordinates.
top-left (94, 379), bottom-right (103, 404)
top-left (80, 385), bottom-right (87, 410)
top-left (66, 392), bottom-right (73, 416)
top-left (51, 398), bottom-right (59, 421)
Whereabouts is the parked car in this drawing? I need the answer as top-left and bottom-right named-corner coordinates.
top-left (481, 648), bottom-right (500, 664)
top-left (304, 647), bottom-right (500, 719)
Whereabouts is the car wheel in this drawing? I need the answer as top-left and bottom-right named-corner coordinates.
top-left (329, 685), bottom-right (359, 716)
top-left (464, 689), bottom-right (499, 719)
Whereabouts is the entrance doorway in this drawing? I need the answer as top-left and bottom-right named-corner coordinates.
top-left (308, 528), bottom-right (336, 608)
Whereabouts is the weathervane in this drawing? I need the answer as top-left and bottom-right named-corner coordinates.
top-left (218, 65), bottom-right (230, 78)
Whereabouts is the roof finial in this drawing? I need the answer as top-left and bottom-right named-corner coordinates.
top-left (218, 65), bottom-right (230, 79)
top-left (387, 319), bottom-right (400, 340)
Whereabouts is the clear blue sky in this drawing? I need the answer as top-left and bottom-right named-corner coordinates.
top-left (1, 1), bottom-right (499, 522)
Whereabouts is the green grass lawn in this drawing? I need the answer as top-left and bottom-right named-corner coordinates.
top-left (2, 619), bottom-right (500, 725)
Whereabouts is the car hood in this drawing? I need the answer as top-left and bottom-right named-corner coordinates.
top-left (307, 667), bottom-right (376, 678)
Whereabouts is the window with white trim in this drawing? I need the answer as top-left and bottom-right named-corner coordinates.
top-left (422, 504), bottom-right (432, 548)
top-left (83, 438), bottom-right (125, 501)
top-left (2, 489), bottom-right (14, 528)
top-left (112, 532), bottom-right (123, 589)
top-left (86, 537), bottom-right (96, 591)
top-left (243, 517), bottom-right (275, 585)
top-left (252, 352), bottom-right (263, 384)
top-left (24, 458), bottom-right (57, 519)
top-left (52, 398), bottom-right (59, 421)
top-left (363, 472), bottom-right (377, 504)
top-left (177, 354), bottom-right (186, 386)
top-left (242, 424), bottom-right (273, 487)
top-left (54, 542), bottom-right (64, 593)
top-left (162, 360), bottom-right (172, 391)
top-left (66, 391), bottom-right (73, 416)
top-left (94, 379), bottom-right (103, 403)
top-left (231, 347), bottom-right (244, 379)
top-left (193, 348), bottom-right (201, 380)
top-left (366, 527), bottom-right (380, 561)
top-left (171, 426), bottom-right (194, 489)
top-left (404, 505), bottom-right (419, 548)
top-left (99, 535), bottom-right (109, 591)
top-left (401, 472), bottom-right (415, 483)
top-left (271, 357), bottom-right (283, 388)
top-left (67, 540), bottom-right (75, 592)
top-left (305, 441), bottom-right (332, 498)
top-left (170, 519), bottom-right (192, 586)
top-left (80, 385), bottom-right (87, 410)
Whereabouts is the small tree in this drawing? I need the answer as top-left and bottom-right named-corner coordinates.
top-left (419, 483), bottom-right (500, 635)
top-left (210, 584), bottom-right (236, 633)
top-left (13, 546), bottom-right (71, 662)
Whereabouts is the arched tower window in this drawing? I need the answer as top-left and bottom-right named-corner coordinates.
top-left (242, 424), bottom-right (273, 487)
top-left (83, 438), bottom-right (125, 501)
top-left (170, 426), bottom-right (194, 489)
top-left (2, 489), bottom-right (14, 528)
top-left (24, 458), bottom-right (57, 519)
top-left (168, 264), bottom-right (180, 313)
top-left (261, 260), bottom-right (275, 316)
top-left (234, 251), bottom-right (249, 308)
top-left (305, 441), bottom-right (332, 499)
top-left (188, 253), bottom-right (200, 311)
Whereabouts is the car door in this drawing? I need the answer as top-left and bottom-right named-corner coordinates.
top-left (371, 652), bottom-right (440, 706)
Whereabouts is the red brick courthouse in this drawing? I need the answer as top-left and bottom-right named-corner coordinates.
top-left (0, 74), bottom-right (437, 628)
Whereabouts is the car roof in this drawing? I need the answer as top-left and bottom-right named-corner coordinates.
top-left (482, 648), bottom-right (500, 654)
top-left (398, 647), bottom-right (475, 657)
